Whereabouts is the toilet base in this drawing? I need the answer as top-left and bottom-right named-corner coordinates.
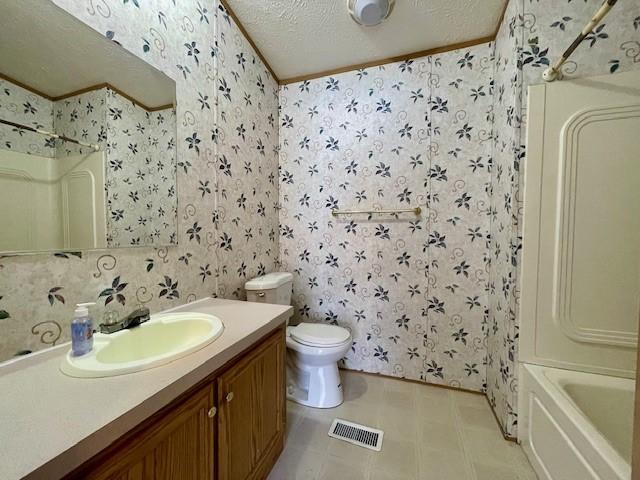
top-left (286, 358), bottom-right (344, 409)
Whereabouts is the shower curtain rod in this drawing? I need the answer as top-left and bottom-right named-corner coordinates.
top-left (0, 118), bottom-right (100, 152)
top-left (543, 0), bottom-right (618, 82)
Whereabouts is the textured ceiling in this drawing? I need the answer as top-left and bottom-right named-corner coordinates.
top-left (0, 0), bottom-right (175, 107)
top-left (225, 0), bottom-right (507, 81)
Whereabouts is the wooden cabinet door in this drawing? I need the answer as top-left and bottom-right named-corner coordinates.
top-left (217, 329), bottom-right (285, 480)
top-left (253, 331), bottom-right (285, 465)
top-left (78, 384), bottom-right (215, 480)
top-left (217, 351), bottom-right (257, 480)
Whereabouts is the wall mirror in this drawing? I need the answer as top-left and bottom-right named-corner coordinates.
top-left (0, 0), bottom-right (178, 254)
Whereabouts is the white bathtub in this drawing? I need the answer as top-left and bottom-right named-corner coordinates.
top-left (519, 363), bottom-right (634, 480)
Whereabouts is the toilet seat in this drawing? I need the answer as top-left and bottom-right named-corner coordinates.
top-left (289, 323), bottom-right (350, 348)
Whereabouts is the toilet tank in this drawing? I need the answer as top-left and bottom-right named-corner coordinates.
top-left (245, 272), bottom-right (293, 306)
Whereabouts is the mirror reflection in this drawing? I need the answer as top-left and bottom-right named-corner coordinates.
top-left (0, 0), bottom-right (178, 253)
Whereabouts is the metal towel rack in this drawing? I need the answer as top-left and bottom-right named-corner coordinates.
top-left (331, 207), bottom-right (422, 216)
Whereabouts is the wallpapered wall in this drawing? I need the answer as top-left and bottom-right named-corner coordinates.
top-left (279, 43), bottom-right (494, 391)
top-left (102, 89), bottom-right (178, 247)
top-left (487, 0), bottom-right (640, 438)
top-left (0, 78), bottom-right (55, 157)
top-left (0, 0), bottom-right (279, 361)
top-left (214, 11), bottom-right (280, 300)
top-left (54, 88), bottom-right (107, 158)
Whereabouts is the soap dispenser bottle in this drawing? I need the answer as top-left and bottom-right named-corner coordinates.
top-left (71, 302), bottom-right (96, 356)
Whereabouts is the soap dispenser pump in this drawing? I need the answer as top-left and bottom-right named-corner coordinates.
top-left (71, 302), bottom-right (96, 356)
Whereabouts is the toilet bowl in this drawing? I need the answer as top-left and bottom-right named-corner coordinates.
top-left (245, 272), bottom-right (351, 408)
top-left (285, 323), bottom-right (352, 408)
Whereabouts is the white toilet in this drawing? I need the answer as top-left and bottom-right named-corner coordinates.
top-left (245, 272), bottom-right (352, 408)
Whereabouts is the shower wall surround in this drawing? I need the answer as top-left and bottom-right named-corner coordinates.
top-left (487, 0), bottom-right (640, 438)
top-left (279, 44), bottom-right (494, 391)
top-left (0, 0), bottom-right (279, 361)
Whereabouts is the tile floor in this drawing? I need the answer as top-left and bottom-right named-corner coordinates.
top-left (268, 370), bottom-right (538, 480)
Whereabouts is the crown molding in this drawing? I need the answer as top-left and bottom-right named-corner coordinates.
top-left (0, 73), bottom-right (174, 112)
top-left (279, 35), bottom-right (495, 85)
top-left (218, 0), bottom-right (280, 83)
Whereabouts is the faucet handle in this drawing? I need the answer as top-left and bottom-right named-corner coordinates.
top-left (130, 307), bottom-right (150, 318)
top-left (102, 311), bottom-right (119, 326)
top-left (125, 308), bottom-right (151, 327)
top-left (138, 308), bottom-right (150, 320)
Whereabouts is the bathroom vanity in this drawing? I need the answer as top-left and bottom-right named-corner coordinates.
top-left (69, 327), bottom-right (285, 480)
top-left (0, 298), bottom-right (292, 480)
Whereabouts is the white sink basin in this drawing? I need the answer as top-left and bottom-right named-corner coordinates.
top-left (61, 312), bottom-right (224, 378)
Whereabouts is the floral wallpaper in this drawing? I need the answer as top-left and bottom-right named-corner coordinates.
top-left (486, 0), bottom-right (524, 441)
top-left (486, 0), bottom-right (640, 439)
top-left (0, 79), bottom-right (55, 157)
top-left (54, 88), bottom-right (107, 158)
top-left (0, 0), bottom-right (279, 361)
top-left (103, 89), bottom-right (178, 247)
top-left (279, 43), bottom-right (493, 391)
top-left (213, 5), bottom-right (280, 300)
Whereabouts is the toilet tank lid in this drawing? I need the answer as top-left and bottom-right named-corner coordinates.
top-left (245, 272), bottom-right (293, 290)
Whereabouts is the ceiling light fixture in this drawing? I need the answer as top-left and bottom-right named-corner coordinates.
top-left (348, 0), bottom-right (395, 27)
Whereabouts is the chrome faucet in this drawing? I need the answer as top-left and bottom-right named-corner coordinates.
top-left (99, 307), bottom-right (151, 334)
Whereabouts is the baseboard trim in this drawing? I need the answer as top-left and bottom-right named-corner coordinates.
top-left (339, 366), bottom-right (484, 395)
top-left (338, 366), bottom-right (518, 442)
top-left (485, 394), bottom-right (518, 443)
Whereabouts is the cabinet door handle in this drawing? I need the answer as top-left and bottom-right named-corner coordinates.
top-left (226, 392), bottom-right (234, 403)
top-left (208, 406), bottom-right (217, 418)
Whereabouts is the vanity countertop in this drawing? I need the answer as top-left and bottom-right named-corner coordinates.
top-left (0, 298), bottom-right (292, 480)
